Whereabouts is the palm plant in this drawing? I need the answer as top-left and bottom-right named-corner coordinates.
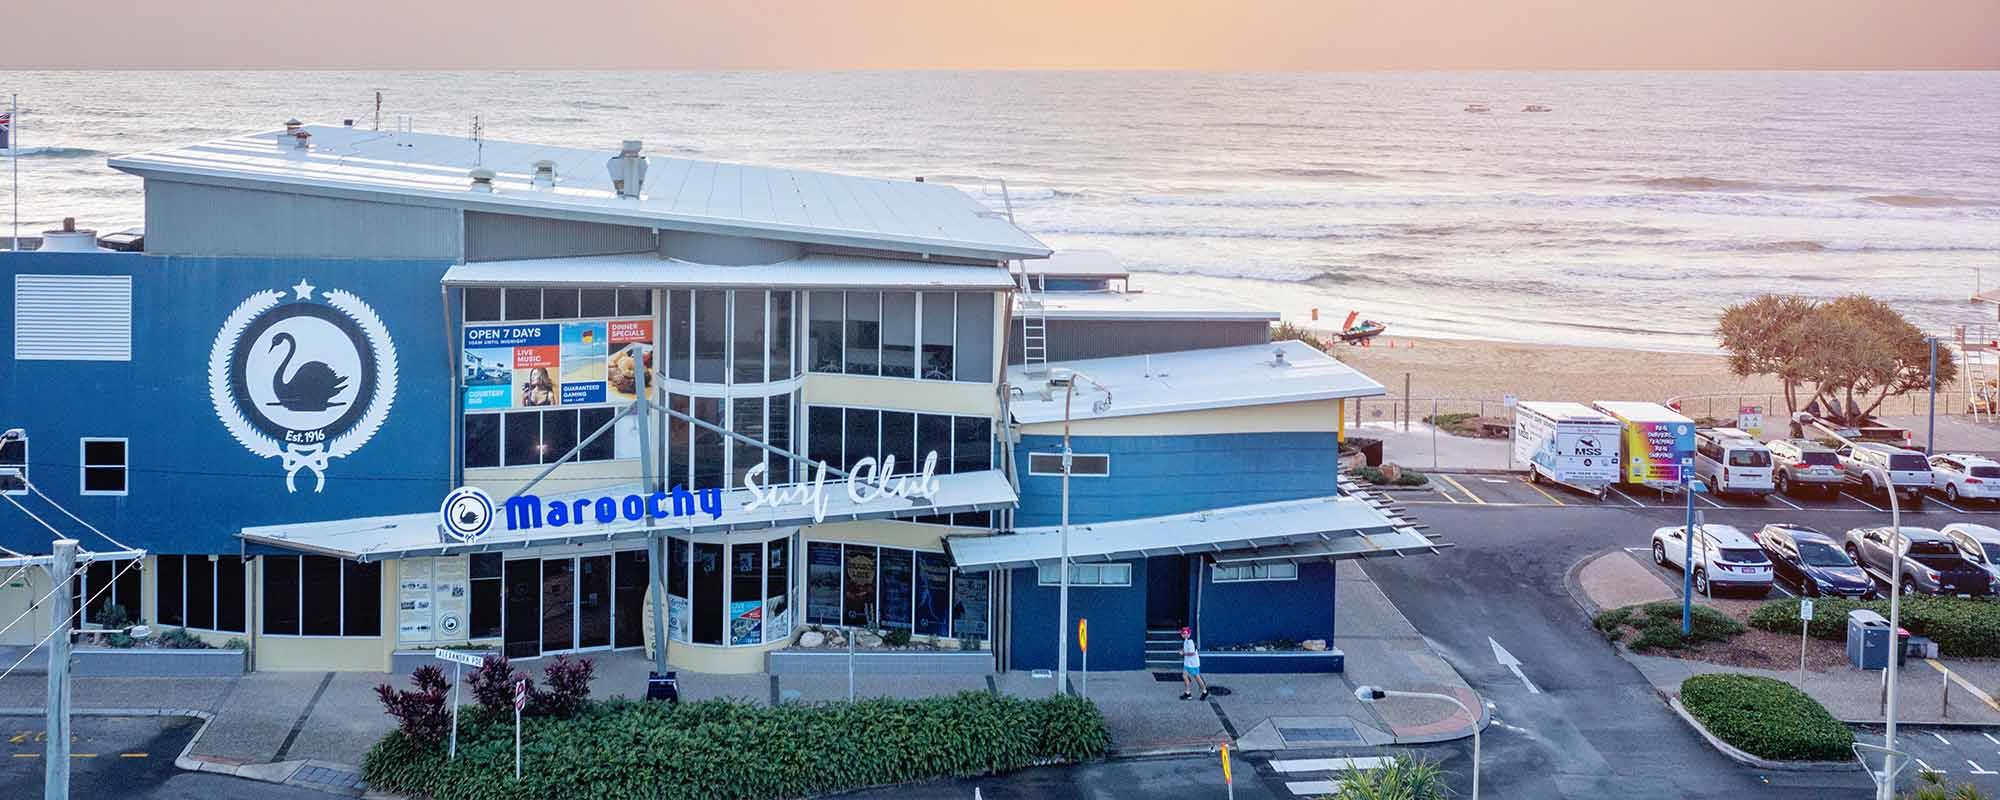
top-left (1327, 755), bottom-right (1453, 800)
top-left (1902, 769), bottom-right (1991, 800)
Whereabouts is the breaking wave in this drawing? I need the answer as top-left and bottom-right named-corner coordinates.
top-left (1864, 194), bottom-right (1994, 208)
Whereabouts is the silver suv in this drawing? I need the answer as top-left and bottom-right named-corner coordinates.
top-left (1838, 442), bottom-right (1932, 506)
top-left (1767, 438), bottom-right (1844, 498)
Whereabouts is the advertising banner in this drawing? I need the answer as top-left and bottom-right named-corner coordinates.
top-left (398, 558), bottom-right (435, 641)
top-left (730, 600), bottom-right (764, 645)
top-left (1623, 420), bottom-right (1696, 486)
top-left (462, 319), bottom-right (649, 412)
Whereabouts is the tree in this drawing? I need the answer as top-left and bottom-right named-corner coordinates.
top-left (1715, 294), bottom-right (1817, 417)
top-left (1714, 294), bottom-right (1954, 429)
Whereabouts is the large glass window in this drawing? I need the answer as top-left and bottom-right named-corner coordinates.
top-left (808, 291), bottom-right (843, 373)
top-left (954, 293), bottom-right (994, 383)
top-left (954, 418), bottom-right (993, 473)
top-left (668, 393), bottom-right (691, 487)
top-left (806, 541), bottom-right (841, 625)
top-left (766, 539), bottom-right (791, 643)
top-left (464, 414), bottom-right (500, 469)
top-left (770, 292), bottom-right (795, 380)
top-left (156, 554), bottom-right (185, 627)
top-left (667, 537), bottom-right (690, 644)
top-left (733, 290), bottom-right (766, 383)
top-left (669, 290), bottom-right (692, 381)
top-left (503, 288), bottom-right (541, 321)
top-left (614, 549), bottom-right (648, 648)
top-left (217, 556), bottom-right (247, 634)
top-left (841, 545), bottom-right (877, 627)
top-left (301, 557), bottom-right (342, 635)
top-left (733, 397), bottom-right (765, 487)
top-left (881, 291), bottom-right (916, 378)
top-left (471, 553), bottom-right (503, 640)
top-left (730, 544), bottom-right (763, 644)
top-left (694, 290), bottom-right (728, 383)
top-left (915, 552), bottom-right (952, 637)
top-left (503, 412), bottom-right (541, 467)
top-left (693, 397), bottom-right (724, 489)
top-left (263, 556), bottom-right (299, 636)
top-left (464, 288), bottom-right (502, 322)
top-left (952, 571), bottom-right (990, 640)
top-left (921, 292), bottom-right (954, 381)
top-left (186, 556), bottom-right (215, 630)
top-left (768, 395), bottom-right (793, 484)
top-left (843, 408), bottom-right (878, 472)
top-left (918, 414), bottom-right (953, 473)
top-left (261, 555), bottom-right (380, 637)
top-left (812, 405), bottom-right (992, 478)
top-left (844, 291), bottom-right (880, 376)
top-left (692, 542), bottom-right (725, 645)
top-left (344, 561), bottom-right (382, 637)
top-left (878, 549), bottom-right (913, 630)
top-left (79, 558), bottom-right (140, 626)
top-left (580, 289), bottom-right (617, 318)
top-left (881, 411), bottom-right (916, 475)
top-left (802, 543), bottom-right (988, 639)
top-left (807, 406), bottom-right (842, 470)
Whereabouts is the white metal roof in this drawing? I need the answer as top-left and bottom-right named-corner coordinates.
top-left (109, 125), bottom-right (1051, 262)
top-left (1006, 340), bottom-right (1385, 425)
top-left (1014, 289), bottom-right (1280, 322)
top-left (944, 494), bottom-right (1434, 572)
top-left (239, 469), bottom-right (1016, 562)
top-left (444, 253), bottom-right (1018, 290)
top-left (1514, 401), bottom-right (1618, 423)
top-left (1590, 401), bottom-right (1694, 425)
top-left (1017, 249), bottom-right (1130, 280)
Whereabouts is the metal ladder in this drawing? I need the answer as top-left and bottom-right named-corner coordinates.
top-left (1019, 267), bottom-right (1049, 375)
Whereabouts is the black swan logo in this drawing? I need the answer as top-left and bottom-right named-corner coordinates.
top-left (266, 332), bottom-right (350, 412)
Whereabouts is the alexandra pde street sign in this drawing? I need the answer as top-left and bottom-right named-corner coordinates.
top-left (438, 452), bottom-right (946, 544)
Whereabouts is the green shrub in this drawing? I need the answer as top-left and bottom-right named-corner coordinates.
top-left (1596, 601), bottom-right (1743, 652)
top-left (222, 637), bottom-right (247, 650)
top-left (1272, 321), bottom-right (1329, 352)
top-left (155, 627), bottom-right (213, 650)
top-left (1902, 769), bottom-right (1994, 799)
top-left (1679, 674), bottom-right (1854, 761)
top-left (1330, 754), bottom-right (1452, 800)
top-left (883, 628), bottom-right (912, 647)
top-left (362, 691), bottom-right (1109, 800)
top-left (1750, 597), bottom-right (2000, 658)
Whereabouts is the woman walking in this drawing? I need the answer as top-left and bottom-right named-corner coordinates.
top-left (1179, 626), bottom-right (1208, 701)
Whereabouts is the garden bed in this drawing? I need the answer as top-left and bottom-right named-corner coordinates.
top-left (1677, 673), bottom-right (1853, 762)
top-left (1749, 596), bottom-right (2000, 659)
top-left (72, 647), bottom-right (245, 677)
top-left (1596, 598), bottom-right (1856, 672)
top-left (1199, 649), bottom-right (1344, 674)
top-left (363, 692), bottom-right (1108, 800)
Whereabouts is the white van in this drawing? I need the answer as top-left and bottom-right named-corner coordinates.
top-left (1693, 428), bottom-right (1774, 497)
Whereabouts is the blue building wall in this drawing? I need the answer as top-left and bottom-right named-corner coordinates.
top-left (1007, 560), bottom-right (1149, 672)
top-left (1013, 431), bottom-right (1340, 528)
top-left (0, 252), bottom-right (454, 554)
top-left (1197, 560), bottom-right (1337, 648)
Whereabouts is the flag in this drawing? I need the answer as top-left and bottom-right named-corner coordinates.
top-left (0, 112), bottom-right (10, 150)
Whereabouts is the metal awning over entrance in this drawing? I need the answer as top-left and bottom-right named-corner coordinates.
top-left (241, 469), bottom-right (1016, 563)
top-left (442, 253), bottom-right (1019, 290)
top-left (942, 493), bottom-right (1436, 572)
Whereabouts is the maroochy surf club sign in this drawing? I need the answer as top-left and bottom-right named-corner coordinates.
top-left (209, 279), bottom-right (398, 492)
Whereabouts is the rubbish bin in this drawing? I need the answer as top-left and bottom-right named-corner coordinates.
top-left (1846, 609), bottom-right (1891, 669)
top-left (1896, 628), bottom-right (1913, 667)
top-left (647, 671), bottom-right (680, 704)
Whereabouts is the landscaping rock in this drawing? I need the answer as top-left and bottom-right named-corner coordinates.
top-left (798, 631), bottom-right (825, 648)
top-left (937, 637), bottom-right (961, 650)
top-left (856, 631), bottom-right (884, 648)
top-left (1301, 639), bottom-right (1327, 651)
top-left (1380, 463), bottom-right (1403, 482)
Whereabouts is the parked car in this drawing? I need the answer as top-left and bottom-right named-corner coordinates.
top-left (1766, 438), bottom-right (1845, 498)
top-left (1843, 526), bottom-right (1995, 597)
top-left (1837, 442), bottom-right (1933, 506)
top-left (1752, 524), bottom-right (1874, 598)
top-left (1693, 428), bottom-right (1774, 497)
top-left (1651, 523), bottom-right (1772, 596)
top-left (1942, 524), bottom-right (2000, 584)
top-left (1930, 453), bottom-right (2000, 505)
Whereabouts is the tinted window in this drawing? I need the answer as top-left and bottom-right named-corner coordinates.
top-left (1909, 541), bottom-right (1958, 557)
top-left (1973, 467), bottom-right (2000, 479)
top-left (1984, 544), bottom-right (2000, 564)
top-left (1802, 452), bottom-right (1840, 466)
top-left (463, 288), bottom-right (502, 322)
top-left (1797, 542), bottom-right (1852, 567)
top-left (1719, 548), bottom-right (1768, 564)
top-left (1728, 449), bottom-right (1770, 467)
top-left (1888, 454), bottom-right (1928, 471)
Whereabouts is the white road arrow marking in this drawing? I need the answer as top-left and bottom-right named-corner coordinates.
top-left (1969, 760), bottom-right (1997, 775)
top-left (1491, 638), bottom-right (1541, 694)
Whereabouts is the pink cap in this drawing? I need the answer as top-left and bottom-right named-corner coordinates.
top-left (1180, 627), bottom-right (1193, 637)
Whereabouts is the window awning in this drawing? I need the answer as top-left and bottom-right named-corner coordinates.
top-left (240, 469), bottom-right (1017, 563)
top-left (943, 493), bottom-right (1436, 572)
top-left (442, 253), bottom-right (1019, 290)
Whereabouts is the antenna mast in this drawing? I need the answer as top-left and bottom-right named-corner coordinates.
top-left (374, 91), bottom-right (382, 131)
top-left (471, 114), bottom-right (484, 167)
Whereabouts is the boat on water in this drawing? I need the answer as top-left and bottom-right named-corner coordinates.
top-left (1464, 104), bottom-right (1492, 113)
top-left (1522, 104), bottom-right (1553, 113)
top-left (1338, 310), bottom-right (1388, 345)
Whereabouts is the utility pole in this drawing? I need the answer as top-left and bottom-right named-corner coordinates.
top-left (46, 539), bottom-right (75, 800)
top-left (1927, 336), bottom-right (1938, 457)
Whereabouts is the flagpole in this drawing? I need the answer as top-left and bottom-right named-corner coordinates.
top-left (10, 94), bottom-right (18, 252)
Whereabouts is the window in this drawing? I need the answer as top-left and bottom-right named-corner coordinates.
top-left (843, 408), bottom-right (878, 472)
top-left (464, 414), bottom-right (500, 469)
top-left (766, 539), bottom-right (791, 643)
top-left (0, 433), bottom-right (25, 494)
top-left (914, 552), bottom-right (951, 636)
top-left (614, 549), bottom-right (648, 648)
top-left (769, 292), bottom-right (795, 381)
top-left (156, 554), bottom-right (184, 626)
top-left (147, 555), bottom-right (248, 634)
top-left (953, 418), bottom-right (993, 473)
top-left (693, 397), bottom-right (724, 489)
top-left (807, 406), bottom-right (842, 471)
top-left (918, 414), bottom-right (953, 474)
top-left (881, 292), bottom-right (916, 378)
top-left (768, 395), bottom-right (793, 484)
top-left (881, 411), bottom-right (915, 475)
top-left (810, 405), bottom-right (993, 478)
top-left (808, 291), bottom-right (843, 372)
top-left (669, 393), bottom-right (692, 487)
top-left (261, 555), bottom-right (381, 637)
top-left (733, 397), bottom-right (765, 486)
top-left (580, 288), bottom-right (617, 319)
top-left (464, 288), bottom-right (502, 322)
top-left (543, 288), bottom-right (580, 319)
top-left (841, 545), bottom-right (877, 626)
top-left (75, 558), bottom-right (141, 626)
top-left (693, 290), bottom-right (728, 383)
top-left (733, 290), bottom-right (766, 383)
top-left (503, 412), bottom-right (541, 466)
top-left (951, 570), bottom-right (989, 640)
top-left (1028, 452), bottom-right (1109, 477)
top-left (1037, 562), bottom-right (1132, 587)
top-left (471, 553), bottom-right (503, 640)
top-left (953, 293), bottom-right (994, 383)
top-left (692, 542), bottom-right (725, 645)
top-left (469, 408), bottom-right (629, 470)
top-left (844, 291), bottom-right (881, 376)
top-left (186, 556), bottom-right (215, 629)
top-left (503, 288), bottom-right (542, 321)
top-left (617, 288), bottom-right (652, 317)
top-left (878, 548), bottom-right (914, 630)
top-left (921, 292), bottom-right (954, 380)
top-left (730, 543), bottom-right (764, 644)
top-left (669, 290), bottom-right (692, 380)
top-left (1212, 562), bottom-right (1298, 583)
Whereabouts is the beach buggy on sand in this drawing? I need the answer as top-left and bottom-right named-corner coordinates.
top-left (1512, 401), bottom-right (1623, 499)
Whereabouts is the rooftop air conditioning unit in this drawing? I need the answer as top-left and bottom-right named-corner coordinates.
top-left (607, 140), bottom-right (647, 199)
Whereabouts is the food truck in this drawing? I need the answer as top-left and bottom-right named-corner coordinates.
top-left (1512, 401), bottom-right (1623, 497)
top-left (1590, 401), bottom-right (1698, 493)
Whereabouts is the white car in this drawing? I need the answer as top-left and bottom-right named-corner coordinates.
top-left (1943, 524), bottom-right (2000, 583)
top-left (1651, 523), bottom-right (1773, 596)
top-left (1931, 454), bottom-right (2000, 505)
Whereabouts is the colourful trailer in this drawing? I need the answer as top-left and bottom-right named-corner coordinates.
top-left (1591, 401), bottom-right (1697, 492)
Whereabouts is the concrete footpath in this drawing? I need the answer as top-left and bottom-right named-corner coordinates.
top-left (1573, 548), bottom-right (2000, 727)
top-left (0, 559), bottom-right (1481, 794)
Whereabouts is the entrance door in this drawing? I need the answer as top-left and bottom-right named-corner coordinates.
top-left (503, 559), bottom-right (540, 659)
top-left (1145, 555), bottom-right (1190, 629)
top-left (578, 555), bottom-right (612, 649)
top-left (541, 558), bottom-right (575, 654)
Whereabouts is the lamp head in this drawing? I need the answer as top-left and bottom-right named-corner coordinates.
top-left (1355, 685), bottom-right (1387, 702)
top-left (0, 429), bottom-right (22, 443)
top-left (1791, 412), bottom-right (1817, 426)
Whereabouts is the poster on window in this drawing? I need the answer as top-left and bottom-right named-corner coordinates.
top-left (730, 600), bottom-right (763, 645)
top-left (879, 551), bottom-right (914, 629)
top-left (668, 594), bottom-right (690, 643)
top-left (842, 546), bottom-right (877, 627)
top-left (952, 571), bottom-right (990, 640)
top-left (915, 553), bottom-right (952, 636)
top-left (398, 559), bottom-right (435, 641)
top-left (607, 320), bottom-right (654, 402)
top-left (558, 321), bottom-right (607, 405)
top-left (432, 557), bottom-right (470, 640)
top-left (766, 595), bottom-right (791, 642)
top-left (807, 544), bottom-right (841, 625)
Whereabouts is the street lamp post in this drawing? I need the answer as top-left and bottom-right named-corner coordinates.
top-left (1927, 335), bottom-right (1938, 457)
top-left (1797, 412), bottom-right (1904, 800)
top-left (1051, 368), bottom-right (1109, 697)
top-left (1680, 462), bottom-right (1696, 635)
top-left (1356, 686), bottom-right (1478, 800)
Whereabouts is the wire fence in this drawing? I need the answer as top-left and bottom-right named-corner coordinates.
top-left (1346, 389), bottom-right (1988, 433)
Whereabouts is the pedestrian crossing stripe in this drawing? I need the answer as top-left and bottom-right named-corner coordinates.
top-left (1270, 756), bottom-right (1391, 772)
top-left (1286, 779), bottom-right (1342, 794)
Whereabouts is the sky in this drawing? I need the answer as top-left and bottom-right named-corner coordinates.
top-left (12, 0), bottom-right (1999, 70)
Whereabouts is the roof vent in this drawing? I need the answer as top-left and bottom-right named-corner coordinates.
top-left (40, 218), bottom-right (106, 253)
top-left (1270, 348), bottom-right (1290, 367)
top-left (532, 160), bottom-right (556, 191)
top-left (469, 167), bottom-right (496, 193)
top-left (284, 118), bottom-right (303, 134)
top-left (606, 140), bottom-right (647, 200)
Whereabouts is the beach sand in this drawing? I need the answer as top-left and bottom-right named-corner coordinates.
top-left (1326, 334), bottom-right (1784, 406)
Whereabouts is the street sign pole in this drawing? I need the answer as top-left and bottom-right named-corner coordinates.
top-left (1799, 598), bottom-right (1815, 690)
top-left (513, 679), bottom-right (527, 781)
top-left (450, 660), bottom-right (461, 760)
top-left (1078, 618), bottom-right (1088, 699)
top-left (1221, 742), bottom-right (1234, 800)
top-left (1680, 457), bottom-right (1696, 635)
top-left (1927, 336), bottom-right (1938, 457)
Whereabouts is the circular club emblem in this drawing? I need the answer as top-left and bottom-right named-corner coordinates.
top-left (440, 487), bottom-right (495, 542)
top-left (209, 280), bottom-right (398, 493)
top-left (438, 613), bottom-right (464, 636)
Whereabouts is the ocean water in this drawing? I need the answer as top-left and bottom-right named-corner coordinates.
top-left (1, 70), bottom-right (1995, 351)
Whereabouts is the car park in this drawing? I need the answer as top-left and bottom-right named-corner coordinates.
top-left (1651, 523), bottom-right (1772, 596)
top-left (1692, 428), bottom-right (1774, 497)
top-left (1843, 526), bottom-right (1995, 597)
top-left (1942, 524), bottom-right (2000, 583)
top-left (1930, 453), bottom-right (2000, 505)
top-left (1766, 438), bottom-right (1845, 498)
top-left (1752, 523), bottom-right (1874, 598)
top-left (1837, 442), bottom-right (1933, 507)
